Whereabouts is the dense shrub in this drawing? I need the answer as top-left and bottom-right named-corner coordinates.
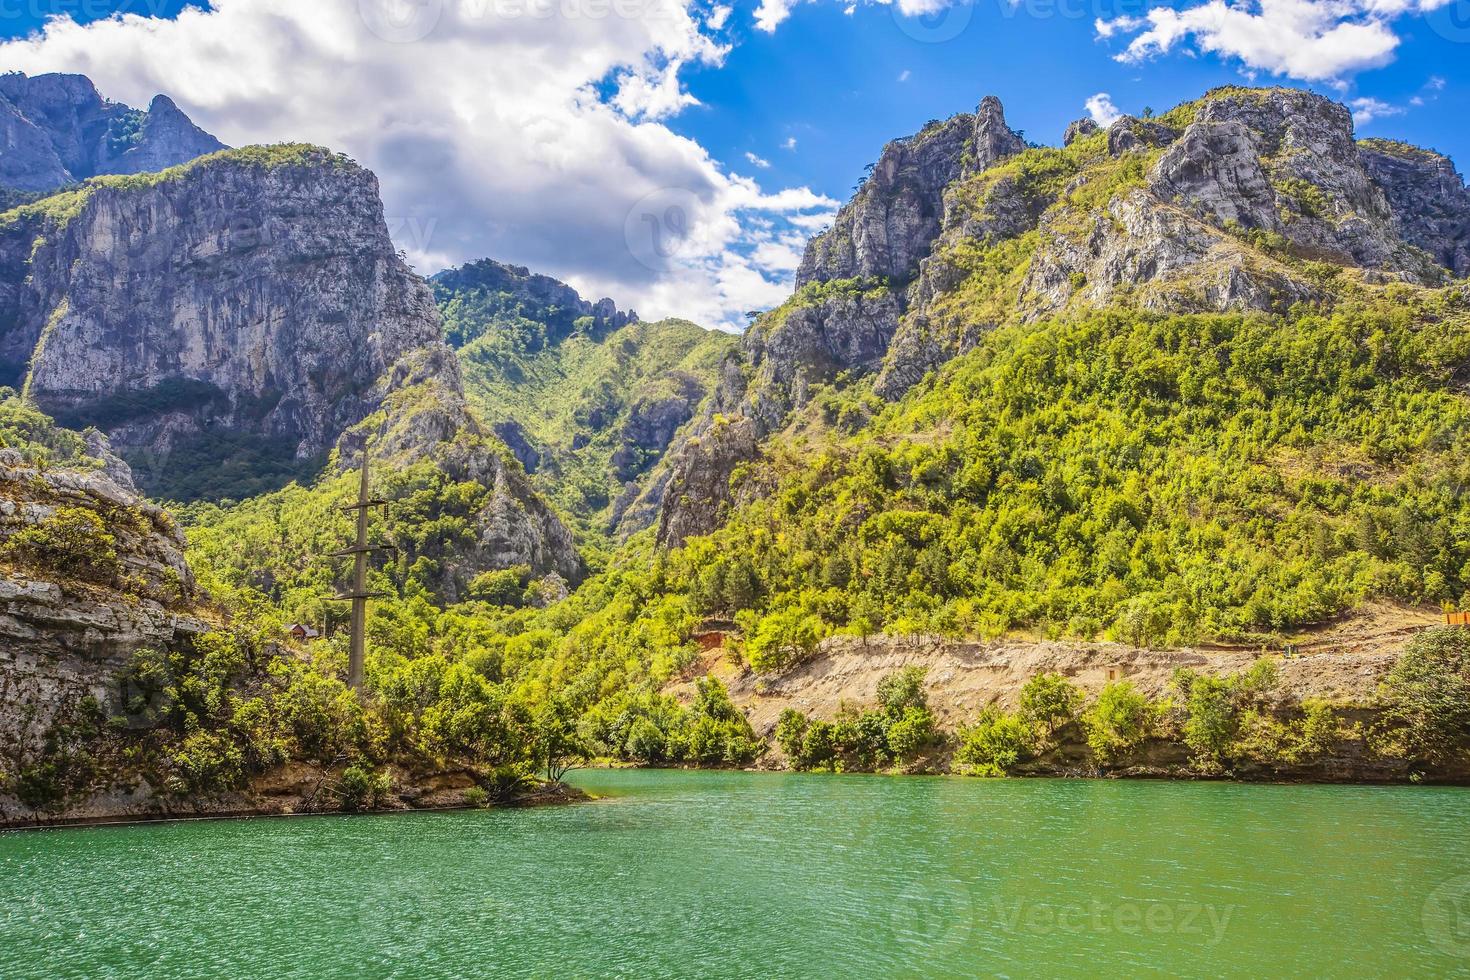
top-left (1377, 628), bottom-right (1470, 764)
top-left (337, 764), bottom-right (391, 811)
top-left (1082, 681), bottom-right (1162, 763)
top-left (955, 708), bottom-right (1034, 777)
top-left (1019, 673), bottom-right (1083, 737)
top-left (1, 506), bottom-right (120, 585)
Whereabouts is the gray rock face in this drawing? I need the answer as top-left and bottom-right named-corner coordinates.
top-left (0, 448), bottom-right (207, 761)
top-left (493, 419), bottom-right (543, 474)
top-left (0, 97), bottom-right (71, 193)
top-left (1106, 116), bottom-right (1178, 156)
top-left (0, 147), bottom-right (442, 472)
top-left (797, 96), bottom-right (1024, 287)
top-left (1063, 118), bottom-right (1098, 147)
top-left (1020, 88), bottom-right (1449, 320)
top-left (0, 73), bottom-right (224, 193)
top-left (613, 375), bottom-right (703, 481)
top-left (1359, 139), bottom-right (1470, 277)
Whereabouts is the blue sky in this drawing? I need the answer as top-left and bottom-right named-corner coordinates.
top-left (0, 0), bottom-right (1464, 327)
top-left (670, 0), bottom-right (1468, 199)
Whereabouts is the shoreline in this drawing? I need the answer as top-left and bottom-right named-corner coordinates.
top-left (9, 767), bottom-right (1468, 833)
top-left (0, 782), bottom-right (586, 833)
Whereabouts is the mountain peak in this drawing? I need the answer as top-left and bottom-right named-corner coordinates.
top-left (644, 84), bottom-right (1470, 546)
top-left (0, 71), bottom-right (225, 193)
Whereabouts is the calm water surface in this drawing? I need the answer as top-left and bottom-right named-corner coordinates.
top-left (2, 770), bottom-right (1468, 977)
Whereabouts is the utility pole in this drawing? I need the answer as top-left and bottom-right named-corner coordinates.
top-left (330, 449), bottom-right (391, 691)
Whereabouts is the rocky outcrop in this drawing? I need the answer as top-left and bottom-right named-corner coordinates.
top-left (637, 99), bottom-right (1026, 545)
top-left (0, 73), bottom-right (224, 193)
top-left (797, 96), bottom-right (1024, 286)
top-left (432, 257), bottom-right (636, 348)
top-left (1021, 89), bottom-right (1449, 320)
top-left (339, 343), bottom-right (583, 594)
top-left (640, 87), bottom-right (1470, 549)
top-left (1359, 139), bottom-right (1470, 277)
top-left (1063, 118), bottom-right (1098, 147)
top-left (0, 146), bottom-right (443, 492)
top-left (0, 445), bottom-right (209, 776)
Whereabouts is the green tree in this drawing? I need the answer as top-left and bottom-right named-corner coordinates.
top-left (1, 506), bottom-right (120, 585)
top-left (1019, 673), bottom-right (1083, 737)
top-left (956, 708), bottom-right (1034, 776)
top-left (1377, 628), bottom-right (1470, 764)
top-left (877, 666), bottom-right (929, 715)
top-left (1082, 682), bottom-right (1161, 764)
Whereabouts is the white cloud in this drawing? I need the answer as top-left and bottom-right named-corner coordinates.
top-left (754, 0), bottom-right (799, 31)
top-left (782, 136), bottom-right (798, 150)
top-left (1350, 96), bottom-right (1404, 125)
top-left (898, 69), bottom-right (911, 82)
top-left (1096, 0), bottom-right (1454, 83)
top-left (745, 151), bottom-right (771, 168)
top-left (1094, 15), bottom-right (1145, 38)
top-left (0, 0), bottom-right (835, 331)
top-left (708, 4), bottom-right (732, 28)
top-left (1085, 92), bottom-right (1124, 127)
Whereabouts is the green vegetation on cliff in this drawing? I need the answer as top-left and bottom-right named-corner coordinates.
top-left (669, 291), bottom-right (1470, 650)
top-left (431, 261), bottom-right (734, 535)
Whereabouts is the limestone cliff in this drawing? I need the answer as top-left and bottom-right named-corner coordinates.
top-left (0, 430), bottom-right (210, 809)
top-left (0, 145), bottom-right (442, 498)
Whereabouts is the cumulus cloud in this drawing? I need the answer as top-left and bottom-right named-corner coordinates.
top-left (1085, 92), bottom-right (1123, 127)
top-left (1095, 0), bottom-right (1454, 83)
top-left (754, 0), bottom-right (799, 31)
top-left (745, 151), bottom-right (772, 168)
top-left (1350, 96), bottom-right (1404, 125)
top-left (0, 0), bottom-right (835, 330)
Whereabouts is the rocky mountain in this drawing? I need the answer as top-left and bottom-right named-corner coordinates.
top-left (0, 111), bottom-right (583, 588)
top-left (433, 258), bottom-right (734, 537)
top-left (0, 144), bottom-right (443, 500)
top-left (0, 404), bottom-right (209, 812)
top-left (0, 72), bottom-right (224, 195)
top-left (639, 86), bottom-right (1470, 545)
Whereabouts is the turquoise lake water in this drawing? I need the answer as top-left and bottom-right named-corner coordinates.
top-left (2, 769), bottom-right (1468, 977)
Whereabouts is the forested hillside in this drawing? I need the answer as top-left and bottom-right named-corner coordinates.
top-left (433, 259), bottom-right (735, 538)
top-left (6, 82), bottom-right (1470, 823)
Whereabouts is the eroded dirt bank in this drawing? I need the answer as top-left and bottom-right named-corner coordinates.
top-left (671, 603), bottom-right (1465, 782)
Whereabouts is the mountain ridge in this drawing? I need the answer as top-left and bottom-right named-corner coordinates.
top-left (0, 71), bottom-right (224, 195)
top-left (638, 85), bottom-right (1470, 547)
